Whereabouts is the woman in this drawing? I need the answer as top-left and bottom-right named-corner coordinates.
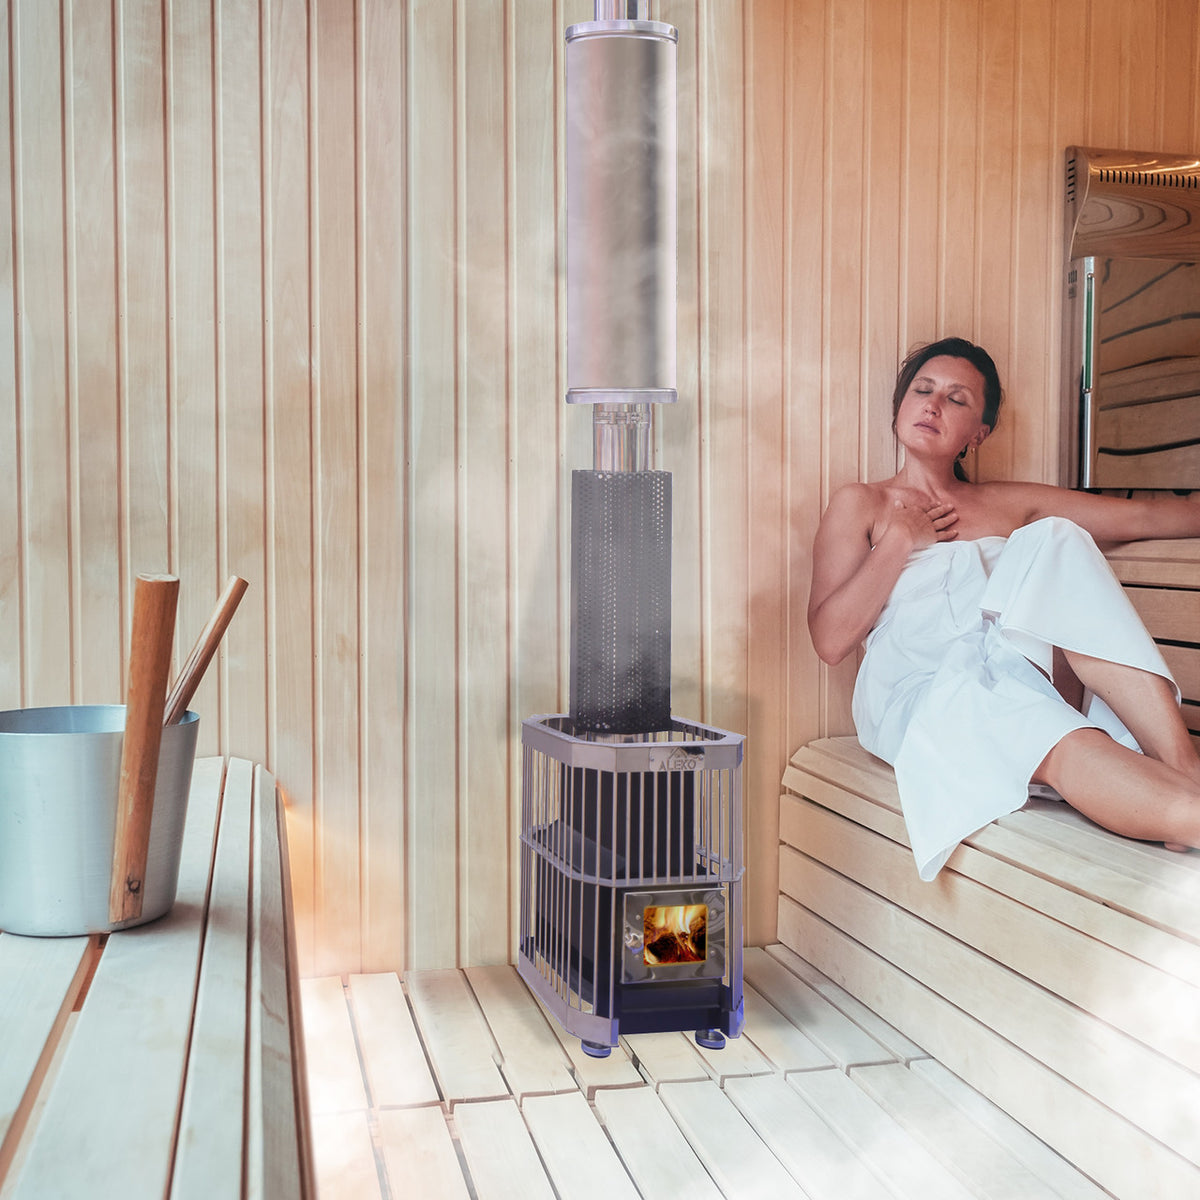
top-left (808, 336), bottom-right (1200, 878)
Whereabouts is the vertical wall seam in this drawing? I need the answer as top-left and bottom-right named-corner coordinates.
top-left (502, 0), bottom-right (516, 956)
top-left (452, 0), bottom-right (464, 969)
top-left (62, 0), bottom-right (79, 704)
top-left (161, 0), bottom-right (174, 584)
top-left (214, 0), bottom-right (230, 750)
top-left (113, 0), bottom-right (129, 686)
top-left (307, 0), bottom-right (325, 965)
top-left (353, 0), bottom-right (366, 976)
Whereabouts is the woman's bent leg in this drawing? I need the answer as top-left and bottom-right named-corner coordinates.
top-left (1061, 650), bottom-right (1200, 781)
top-left (1034, 728), bottom-right (1200, 851)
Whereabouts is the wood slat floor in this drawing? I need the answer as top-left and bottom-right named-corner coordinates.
top-left (300, 944), bottom-right (1112, 1200)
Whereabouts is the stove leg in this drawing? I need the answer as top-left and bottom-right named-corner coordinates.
top-left (581, 1039), bottom-right (613, 1059)
top-left (694, 1029), bottom-right (725, 1050)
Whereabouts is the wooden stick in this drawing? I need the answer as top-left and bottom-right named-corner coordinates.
top-left (110, 573), bottom-right (179, 924)
top-left (163, 575), bottom-right (249, 726)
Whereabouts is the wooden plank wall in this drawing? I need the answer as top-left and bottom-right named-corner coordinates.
top-left (2, 0), bottom-right (1199, 978)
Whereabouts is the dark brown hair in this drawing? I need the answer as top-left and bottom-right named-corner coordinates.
top-left (891, 337), bottom-right (1004, 480)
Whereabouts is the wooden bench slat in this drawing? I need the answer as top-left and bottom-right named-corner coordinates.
top-left (0, 934), bottom-right (96, 1177)
top-left (9, 756), bottom-right (224, 1199)
top-left (521, 1092), bottom-right (641, 1200)
top-left (453, 1098), bottom-right (557, 1200)
top-left (780, 850), bottom-right (1200, 1168)
top-left (784, 795), bottom-right (1200, 1072)
top-left (780, 896), bottom-right (1200, 1200)
top-left (1126, 584), bottom-right (1200, 643)
top-left (170, 757), bottom-right (252, 1200)
top-left (463, 964), bottom-right (576, 1100)
top-left (792, 737), bottom-right (1199, 938)
top-left (248, 764), bottom-right (311, 1200)
top-left (1016, 798), bottom-right (1200, 894)
top-left (347, 973), bottom-right (440, 1107)
top-left (591, 1085), bottom-right (724, 1200)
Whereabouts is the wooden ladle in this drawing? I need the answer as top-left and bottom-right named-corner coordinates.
top-left (109, 574), bottom-right (179, 924)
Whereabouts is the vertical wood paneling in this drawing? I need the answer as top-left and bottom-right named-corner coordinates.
top-left (695, 0), bottom-right (746, 740)
top-left (665, 0), bottom-right (703, 723)
top-left (0, 0), bottom-right (18, 706)
top-left (743, 0), bottom-right (787, 941)
top-left (312, 0), bottom-right (361, 977)
top-left (215, 0), bottom-right (268, 764)
top-left (264, 0), bottom-right (318, 974)
top-left (507, 0), bottom-right (566, 959)
top-left (359, 0), bottom-right (406, 974)
top-left (459, 0), bottom-right (511, 968)
top-left (861, 0), bottom-right (903, 486)
top-left (14, 0), bottom-right (72, 707)
top-left (973, 0), bottom-right (1014, 474)
top-left (406, 0), bottom-right (459, 970)
top-left (167, 0), bottom-right (220, 741)
top-left (4, 0), bottom-right (1200, 973)
top-left (117, 0), bottom-right (170, 596)
top-left (67, 0), bottom-right (122, 705)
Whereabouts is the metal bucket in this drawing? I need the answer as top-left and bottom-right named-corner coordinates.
top-left (0, 705), bottom-right (199, 936)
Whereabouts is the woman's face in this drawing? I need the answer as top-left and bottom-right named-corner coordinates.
top-left (895, 355), bottom-right (991, 459)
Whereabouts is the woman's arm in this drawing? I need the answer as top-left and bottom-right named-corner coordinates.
top-left (1005, 482), bottom-right (1200, 544)
top-left (807, 483), bottom-right (955, 665)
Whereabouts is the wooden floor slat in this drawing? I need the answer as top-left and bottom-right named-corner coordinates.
top-left (299, 951), bottom-right (1112, 1199)
top-left (300, 978), bottom-right (369, 1114)
top-left (375, 1107), bottom-right (470, 1200)
top-left (591, 1084), bottom-right (724, 1200)
top-left (310, 1111), bottom-right (380, 1200)
top-left (721, 1073), bottom-right (895, 1200)
top-left (522, 1091), bottom-right (641, 1200)
top-left (849, 1061), bottom-right (1066, 1200)
top-left (464, 965), bottom-right (577, 1100)
top-left (347, 973), bottom-right (439, 1108)
top-left (406, 968), bottom-right (508, 1106)
top-left (788, 1068), bottom-right (976, 1200)
top-left (908, 1059), bottom-right (1112, 1200)
top-left (743, 946), bottom-right (897, 1068)
top-left (454, 1098), bottom-right (556, 1200)
top-left (656, 1079), bottom-right (808, 1199)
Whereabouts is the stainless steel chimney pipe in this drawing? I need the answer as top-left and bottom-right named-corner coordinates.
top-left (566, 2), bottom-right (677, 472)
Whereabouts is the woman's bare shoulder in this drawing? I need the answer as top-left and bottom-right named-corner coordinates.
top-left (825, 480), bottom-right (889, 518)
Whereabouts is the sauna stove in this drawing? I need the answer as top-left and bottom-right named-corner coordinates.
top-left (516, 1), bottom-right (745, 1057)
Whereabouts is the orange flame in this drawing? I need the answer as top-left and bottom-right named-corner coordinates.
top-left (643, 903), bottom-right (707, 965)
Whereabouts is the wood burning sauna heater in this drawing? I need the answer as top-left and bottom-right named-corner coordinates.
top-left (517, 2), bottom-right (744, 1057)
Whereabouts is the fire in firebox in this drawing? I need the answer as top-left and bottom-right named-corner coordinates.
top-left (643, 903), bottom-right (707, 965)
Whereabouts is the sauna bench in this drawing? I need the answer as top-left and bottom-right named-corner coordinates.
top-left (779, 734), bottom-right (1200, 1200)
top-left (1105, 537), bottom-right (1200, 751)
top-left (0, 756), bottom-right (314, 1200)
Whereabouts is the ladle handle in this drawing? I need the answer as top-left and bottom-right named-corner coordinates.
top-left (163, 576), bottom-right (249, 726)
top-left (110, 573), bottom-right (179, 924)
